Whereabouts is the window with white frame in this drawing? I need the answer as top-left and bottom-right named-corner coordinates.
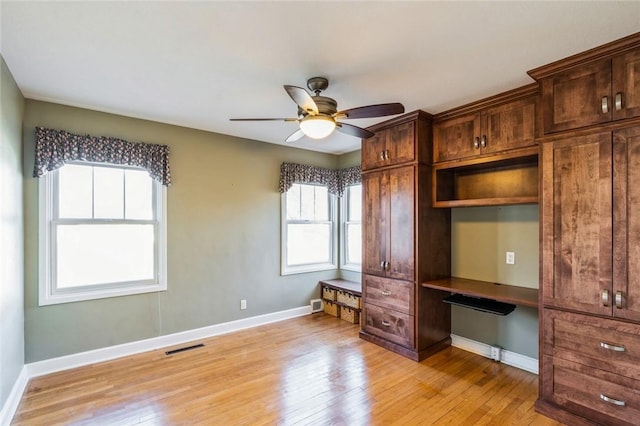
top-left (341, 183), bottom-right (362, 271)
top-left (39, 162), bottom-right (167, 305)
top-left (281, 183), bottom-right (337, 274)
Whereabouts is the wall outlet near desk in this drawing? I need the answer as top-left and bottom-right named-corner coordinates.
top-left (490, 345), bottom-right (502, 361)
top-left (506, 251), bottom-right (515, 265)
top-left (240, 299), bottom-right (247, 310)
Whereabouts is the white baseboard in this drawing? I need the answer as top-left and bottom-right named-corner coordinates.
top-left (0, 366), bottom-right (28, 426)
top-left (451, 334), bottom-right (539, 375)
top-left (27, 305), bottom-right (311, 378)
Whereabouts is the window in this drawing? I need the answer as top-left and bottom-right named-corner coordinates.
top-left (281, 183), bottom-right (337, 274)
top-left (341, 184), bottom-right (362, 271)
top-left (39, 162), bottom-right (167, 305)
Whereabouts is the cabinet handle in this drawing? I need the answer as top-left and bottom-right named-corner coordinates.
top-left (480, 135), bottom-right (487, 148)
top-left (600, 394), bottom-right (626, 407)
top-left (385, 261), bottom-right (390, 271)
top-left (615, 291), bottom-right (624, 309)
top-left (473, 137), bottom-right (480, 149)
top-left (381, 319), bottom-right (391, 327)
top-left (601, 96), bottom-right (609, 114)
top-left (384, 150), bottom-right (390, 160)
top-left (380, 261), bottom-right (386, 269)
top-left (615, 92), bottom-right (623, 111)
top-left (602, 289), bottom-right (610, 306)
top-left (379, 151), bottom-right (385, 161)
top-left (381, 290), bottom-right (392, 296)
top-left (600, 342), bottom-right (626, 352)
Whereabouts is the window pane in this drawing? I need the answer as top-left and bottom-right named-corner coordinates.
top-left (299, 184), bottom-right (316, 220)
top-left (58, 164), bottom-right (93, 218)
top-left (286, 184), bottom-right (301, 220)
top-left (348, 185), bottom-right (362, 221)
top-left (125, 169), bottom-right (153, 220)
top-left (314, 186), bottom-right (328, 221)
top-left (346, 223), bottom-right (362, 264)
top-left (94, 167), bottom-right (124, 219)
top-left (56, 224), bottom-right (155, 288)
top-left (287, 223), bottom-right (331, 265)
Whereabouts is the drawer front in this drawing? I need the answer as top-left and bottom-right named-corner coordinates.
top-left (543, 309), bottom-right (640, 380)
top-left (362, 303), bottom-right (414, 348)
top-left (363, 274), bottom-right (414, 315)
top-left (544, 355), bottom-right (640, 426)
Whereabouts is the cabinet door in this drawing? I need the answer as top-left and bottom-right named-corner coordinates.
top-left (387, 166), bottom-right (415, 281)
top-left (481, 97), bottom-right (537, 155)
top-left (433, 113), bottom-right (480, 162)
top-left (613, 126), bottom-right (640, 322)
top-left (540, 59), bottom-right (612, 134)
top-left (385, 121), bottom-right (415, 166)
top-left (612, 49), bottom-right (640, 120)
top-left (541, 132), bottom-right (612, 315)
top-left (361, 130), bottom-right (388, 171)
top-left (362, 171), bottom-right (387, 276)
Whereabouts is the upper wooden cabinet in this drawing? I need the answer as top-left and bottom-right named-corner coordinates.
top-left (361, 110), bottom-right (432, 171)
top-left (540, 126), bottom-right (640, 322)
top-left (529, 33), bottom-right (640, 134)
top-left (362, 166), bottom-right (415, 282)
top-left (433, 85), bottom-right (538, 163)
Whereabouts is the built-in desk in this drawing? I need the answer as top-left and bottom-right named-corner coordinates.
top-left (422, 277), bottom-right (538, 315)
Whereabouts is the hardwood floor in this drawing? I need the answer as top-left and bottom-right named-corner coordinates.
top-left (13, 314), bottom-right (562, 425)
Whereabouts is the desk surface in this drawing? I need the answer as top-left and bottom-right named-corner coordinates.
top-left (421, 277), bottom-right (538, 308)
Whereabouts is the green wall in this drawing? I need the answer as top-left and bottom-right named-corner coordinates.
top-left (450, 205), bottom-right (539, 358)
top-left (22, 100), bottom-right (348, 362)
top-left (0, 56), bottom-right (25, 412)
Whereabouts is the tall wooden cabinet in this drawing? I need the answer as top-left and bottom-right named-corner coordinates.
top-left (530, 33), bottom-right (640, 426)
top-left (359, 111), bottom-right (452, 361)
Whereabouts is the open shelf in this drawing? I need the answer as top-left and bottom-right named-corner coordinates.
top-left (422, 277), bottom-right (538, 308)
top-left (433, 148), bottom-right (539, 208)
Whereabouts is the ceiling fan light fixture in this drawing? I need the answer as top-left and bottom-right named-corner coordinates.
top-left (299, 115), bottom-right (336, 139)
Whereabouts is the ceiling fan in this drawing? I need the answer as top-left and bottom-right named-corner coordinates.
top-left (230, 77), bottom-right (405, 142)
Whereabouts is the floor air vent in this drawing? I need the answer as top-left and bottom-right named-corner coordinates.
top-left (311, 299), bottom-right (323, 313)
top-left (165, 343), bottom-right (204, 356)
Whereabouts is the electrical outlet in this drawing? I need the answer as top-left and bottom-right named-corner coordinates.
top-left (240, 299), bottom-right (247, 310)
top-left (490, 345), bottom-right (502, 361)
top-left (506, 251), bottom-right (515, 265)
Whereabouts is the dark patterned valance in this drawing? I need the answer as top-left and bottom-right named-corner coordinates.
top-left (33, 127), bottom-right (172, 186)
top-left (279, 162), bottom-right (361, 197)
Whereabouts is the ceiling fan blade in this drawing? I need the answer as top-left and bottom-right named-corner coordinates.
top-left (336, 122), bottom-right (375, 139)
top-left (284, 85), bottom-right (318, 115)
top-left (285, 128), bottom-right (305, 143)
top-left (229, 118), bottom-right (298, 122)
top-left (336, 102), bottom-right (405, 119)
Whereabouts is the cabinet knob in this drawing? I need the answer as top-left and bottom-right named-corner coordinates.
top-left (473, 137), bottom-right (480, 149)
top-left (600, 342), bottom-right (626, 352)
top-left (601, 96), bottom-right (609, 114)
top-left (480, 135), bottom-right (487, 148)
top-left (602, 289), bottom-right (610, 306)
top-left (600, 394), bottom-right (626, 407)
top-left (381, 319), bottom-right (391, 327)
top-left (379, 151), bottom-right (385, 161)
top-left (380, 261), bottom-right (386, 269)
top-left (615, 92), bottom-right (623, 111)
top-left (615, 291), bottom-right (624, 309)
top-left (384, 150), bottom-right (390, 160)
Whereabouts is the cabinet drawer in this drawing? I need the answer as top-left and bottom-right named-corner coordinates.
top-left (363, 274), bottom-right (414, 314)
top-left (543, 309), bottom-right (640, 380)
top-left (362, 303), bottom-right (414, 348)
top-left (544, 355), bottom-right (640, 426)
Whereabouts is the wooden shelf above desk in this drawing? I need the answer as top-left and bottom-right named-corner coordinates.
top-left (421, 277), bottom-right (539, 308)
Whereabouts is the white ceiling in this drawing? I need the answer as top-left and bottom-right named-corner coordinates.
top-left (2, 1), bottom-right (639, 154)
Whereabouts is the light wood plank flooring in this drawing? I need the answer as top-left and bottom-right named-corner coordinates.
top-left (13, 314), bottom-right (562, 425)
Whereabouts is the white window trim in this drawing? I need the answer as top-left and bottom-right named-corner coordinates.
top-left (340, 184), bottom-right (362, 272)
top-left (280, 185), bottom-right (337, 275)
top-left (38, 163), bottom-right (167, 306)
